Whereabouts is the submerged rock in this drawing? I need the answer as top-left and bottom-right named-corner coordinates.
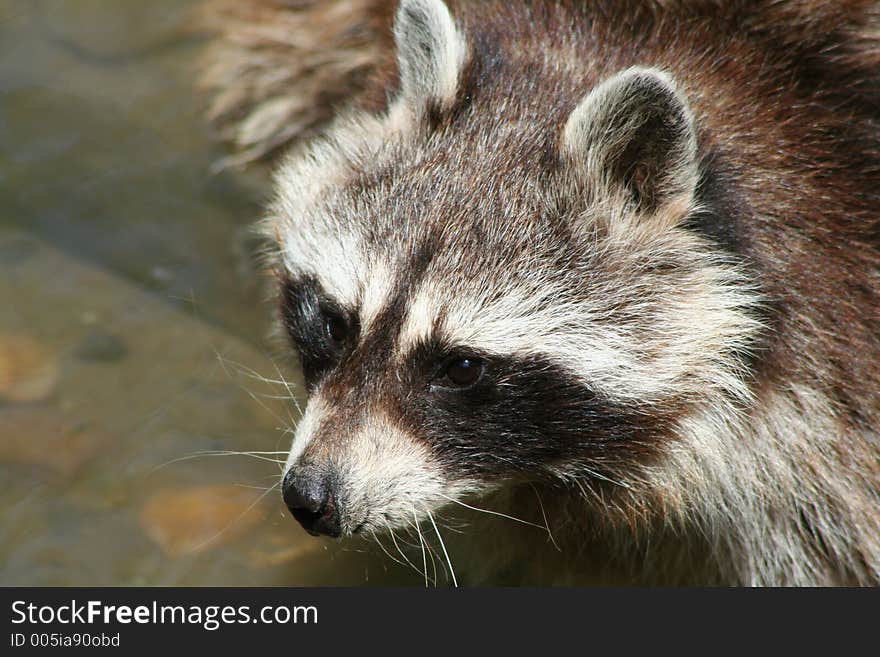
top-left (0, 334), bottom-right (59, 403)
top-left (73, 330), bottom-right (128, 362)
top-left (245, 530), bottom-right (324, 569)
top-left (139, 485), bottom-right (269, 558)
top-left (0, 408), bottom-right (108, 476)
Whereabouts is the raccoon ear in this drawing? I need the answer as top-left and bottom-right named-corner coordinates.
top-left (394, 0), bottom-right (467, 110)
top-left (562, 67), bottom-right (698, 214)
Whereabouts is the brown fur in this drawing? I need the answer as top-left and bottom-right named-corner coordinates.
top-left (196, 0), bottom-right (880, 584)
top-left (193, 0), bottom-right (395, 166)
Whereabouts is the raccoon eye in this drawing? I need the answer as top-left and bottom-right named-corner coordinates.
top-left (444, 357), bottom-right (485, 388)
top-left (324, 313), bottom-right (348, 346)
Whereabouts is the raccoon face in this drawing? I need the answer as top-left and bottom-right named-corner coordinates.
top-left (271, 0), bottom-right (763, 537)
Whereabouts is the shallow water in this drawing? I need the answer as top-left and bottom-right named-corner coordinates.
top-left (0, 0), bottom-right (417, 585)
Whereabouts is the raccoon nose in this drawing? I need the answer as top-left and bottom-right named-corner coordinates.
top-left (282, 469), bottom-right (341, 538)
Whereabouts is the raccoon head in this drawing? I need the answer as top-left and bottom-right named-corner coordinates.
top-left (270, 0), bottom-right (762, 538)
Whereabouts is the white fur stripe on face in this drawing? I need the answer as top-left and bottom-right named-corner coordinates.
top-left (398, 282), bottom-right (638, 395)
top-left (359, 259), bottom-right (396, 332)
top-left (284, 394), bottom-right (326, 473)
top-left (398, 262), bottom-right (760, 405)
top-left (281, 226), bottom-right (362, 309)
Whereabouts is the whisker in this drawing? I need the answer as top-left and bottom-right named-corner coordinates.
top-left (214, 351), bottom-right (297, 431)
top-left (436, 492), bottom-right (550, 533)
top-left (269, 359), bottom-right (304, 418)
top-left (411, 509), bottom-right (430, 588)
top-left (387, 521), bottom-right (424, 580)
top-left (428, 510), bottom-right (457, 587)
top-left (411, 512), bottom-right (439, 586)
top-left (528, 483), bottom-right (562, 552)
top-left (420, 521), bottom-right (439, 586)
top-left (581, 465), bottom-right (631, 490)
top-left (149, 450), bottom-right (286, 475)
top-left (214, 355), bottom-right (294, 389)
top-left (233, 483), bottom-right (278, 492)
top-left (369, 529), bottom-right (409, 569)
top-left (188, 481), bottom-right (280, 554)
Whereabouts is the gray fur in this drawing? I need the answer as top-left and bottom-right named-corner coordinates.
top-left (201, 0), bottom-right (880, 585)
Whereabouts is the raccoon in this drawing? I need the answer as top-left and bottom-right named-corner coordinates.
top-left (197, 0), bottom-right (880, 585)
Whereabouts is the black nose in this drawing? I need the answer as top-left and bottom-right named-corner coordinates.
top-left (282, 469), bottom-right (341, 537)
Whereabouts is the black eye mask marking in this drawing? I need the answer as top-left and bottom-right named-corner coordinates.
top-left (391, 340), bottom-right (680, 482)
top-left (280, 276), bottom-right (680, 485)
top-left (280, 275), bottom-right (357, 390)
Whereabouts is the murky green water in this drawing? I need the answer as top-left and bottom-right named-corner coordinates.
top-left (0, 0), bottom-right (414, 585)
